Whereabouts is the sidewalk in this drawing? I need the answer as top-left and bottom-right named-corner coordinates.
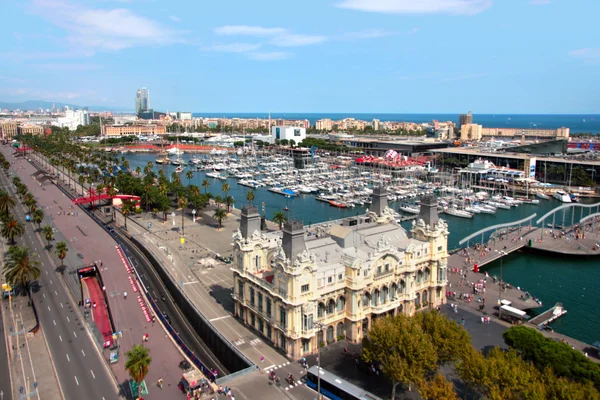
top-left (1, 292), bottom-right (64, 400)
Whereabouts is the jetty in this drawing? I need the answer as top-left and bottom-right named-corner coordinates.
top-left (529, 303), bottom-right (568, 326)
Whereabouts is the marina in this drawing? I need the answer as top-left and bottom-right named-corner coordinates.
top-left (117, 150), bottom-right (600, 345)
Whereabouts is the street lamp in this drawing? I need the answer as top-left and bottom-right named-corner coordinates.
top-left (313, 322), bottom-right (325, 400)
top-left (192, 209), bottom-right (197, 223)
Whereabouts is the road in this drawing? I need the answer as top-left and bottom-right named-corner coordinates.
top-left (0, 304), bottom-right (13, 400)
top-left (1, 152), bottom-right (120, 399)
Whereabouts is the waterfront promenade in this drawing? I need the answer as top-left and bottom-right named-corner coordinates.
top-left (5, 149), bottom-right (192, 399)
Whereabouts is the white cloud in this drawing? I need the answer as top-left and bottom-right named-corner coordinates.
top-left (247, 52), bottom-right (289, 61)
top-left (439, 72), bottom-right (488, 82)
top-left (569, 48), bottom-right (600, 63)
top-left (270, 34), bottom-right (327, 47)
top-left (336, 0), bottom-right (493, 15)
top-left (214, 25), bottom-right (286, 36)
top-left (169, 15), bottom-right (181, 22)
top-left (206, 43), bottom-right (262, 53)
top-left (31, 0), bottom-right (185, 52)
top-left (408, 27), bottom-right (420, 34)
top-left (529, 0), bottom-right (551, 4)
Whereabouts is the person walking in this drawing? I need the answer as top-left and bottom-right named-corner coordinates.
top-left (157, 378), bottom-right (163, 389)
top-left (124, 291), bottom-right (128, 299)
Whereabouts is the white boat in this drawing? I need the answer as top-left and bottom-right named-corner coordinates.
top-left (171, 158), bottom-right (184, 166)
top-left (206, 171), bottom-right (226, 180)
top-left (536, 192), bottom-right (550, 200)
top-left (399, 205), bottom-right (420, 214)
top-left (444, 206), bottom-right (473, 219)
top-left (552, 190), bottom-right (572, 203)
top-left (174, 166), bottom-right (184, 174)
top-left (168, 146), bottom-right (184, 156)
top-left (238, 179), bottom-right (260, 188)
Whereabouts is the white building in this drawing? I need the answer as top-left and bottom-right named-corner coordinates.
top-left (177, 112), bottom-right (193, 121)
top-left (271, 126), bottom-right (306, 143)
top-left (55, 109), bottom-right (90, 131)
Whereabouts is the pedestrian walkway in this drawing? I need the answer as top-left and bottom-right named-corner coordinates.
top-left (1, 292), bottom-right (64, 400)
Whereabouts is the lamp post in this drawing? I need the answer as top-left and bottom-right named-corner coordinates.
top-left (313, 322), bottom-right (325, 400)
top-left (192, 209), bottom-right (196, 223)
top-left (494, 250), bottom-right (507, 303)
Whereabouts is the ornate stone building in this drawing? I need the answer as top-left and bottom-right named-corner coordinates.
top-left (231, 188), bottom-right (449, 359)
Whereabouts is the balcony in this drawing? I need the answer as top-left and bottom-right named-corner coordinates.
top-left (317, 310), bottom-right (345, 326)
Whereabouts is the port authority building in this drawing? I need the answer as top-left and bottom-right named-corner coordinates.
top-left (231, 190), bottom-right (448, 358)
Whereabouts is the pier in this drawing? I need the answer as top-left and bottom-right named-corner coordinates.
top-left (529, 303), bottom-right (567, 326)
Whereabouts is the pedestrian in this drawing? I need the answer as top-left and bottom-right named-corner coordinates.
top-left (93, 302), bottom-right (97, 308)
top-left (124, 291), bottom-right (127, 299)
top-left (157, 378), bottom-right (163, 388)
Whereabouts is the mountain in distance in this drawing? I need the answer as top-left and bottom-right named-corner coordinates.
top-left (0, 100), bottom-right (130, 112)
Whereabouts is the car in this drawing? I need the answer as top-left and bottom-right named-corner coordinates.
top-left (163, 312), bottom-right (172, 325)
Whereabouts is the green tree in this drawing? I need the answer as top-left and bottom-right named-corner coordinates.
top-left (3, 245), bottom-right (41, 291)
top-left (121, 199), bottom-right (136, 229)
top-left (125, 344), bottom-right (152, 385)
top-left (42, 225), bottom-right (54, 248)
top-left (214, 195), bottom-right (223, 207)
top-left (272, 211), bottom-right (287, 229)
top-left (246, 190), bottom-right (255, 206)
top-left (414, 310), bottom-right (471, 365)
top-left (201, 179), bottom-right (210, 194)
top-left (185, 170), bottom-right (194, 186)
top-left (362, 315), bottom-right (437, 399)
top-left (213, 207), bottom-right (227, 229)
top-left (225, 195), bottom-right (234, 213)
top-left (32, 209), bottom-right (45, 230)
top-left (0, 193), bottom-right (16, 215)
top-left (1, 219), bottom-right (25, 245)
top-left (418, 374), bottom-right (459, 400)
top-left (178, 197), bottom-right (187, 236)
top-left (55, 241), bottom-right (68, 273)
top-left (221, 182), bottom-right (230, 198)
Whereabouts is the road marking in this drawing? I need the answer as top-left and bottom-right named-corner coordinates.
top-left (60, 303), bottom-right (63, 308)
top-left (59, 335), bottom-right (62, 342)
top-left (73, 331), bottom-right (77, 338)
top-left (45, 271), bottom-right (48, 274)
top-left (54, 290), bottom-right (58, 296)
top-left (48, 306), bottom-right (51, 311)
top-left (53, 320), bottom-right (56, 326)
top-left (66, 354), bottom-right (70, 362)
top-left (81, 349), bottom-right (85, 357)
top-left (43, 293), bottom-right (46, 299)
top-left (66, 316), bottom-right (70, 322)
top-left (182, 281), bottom-right (199, 285)
top-left (50, 280), bottom-right (53, 285)
top-left (209, 315), bottom-right (231, 322)
top-left (74, 376), bottom-right (79, 386)
top-left (90, 370), bottom-right (95, 379)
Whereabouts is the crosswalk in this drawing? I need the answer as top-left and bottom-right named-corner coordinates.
top-left (232, 338), bottom-right (263, 347)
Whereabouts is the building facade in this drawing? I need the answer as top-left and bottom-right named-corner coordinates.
top-left (231, 191), bottom-right (449, 359)
top-left (0, 122), bottom-right (18, 140)
top-left (102, 124), bottom-right (166, 136)
top-left (458, 111), bottom-right (473, 128)
top-left (460, 123), bottom-right (484, 141)
top-left (271, 126), bottom-right (306, 143)
top-left (19, 125), bottom-right (44, 135)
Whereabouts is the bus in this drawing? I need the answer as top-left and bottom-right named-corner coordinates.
top-left (305, 365), bottom-right (383, 400)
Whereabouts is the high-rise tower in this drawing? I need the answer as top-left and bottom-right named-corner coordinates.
top-left (135, 88), bottom-right (150, 116)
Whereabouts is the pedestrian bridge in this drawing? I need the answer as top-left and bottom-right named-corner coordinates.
top-left (458, 213), bottom-right (537, 247)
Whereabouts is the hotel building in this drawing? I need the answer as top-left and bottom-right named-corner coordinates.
top-left (231, 190), bottom-right (449, 358)
top-left (101, 124), bottom-right (166, 137)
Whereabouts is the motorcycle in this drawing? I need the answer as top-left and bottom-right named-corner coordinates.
top-left (286, 375), bottom-right (295, 385)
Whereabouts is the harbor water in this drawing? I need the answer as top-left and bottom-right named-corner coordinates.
top-left (124, 152), bottom-right (600, 345)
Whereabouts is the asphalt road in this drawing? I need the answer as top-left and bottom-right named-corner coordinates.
top-left (1, 157), bottom-right (120, 399)
top-left (0, 304), bottom-right (13, 400)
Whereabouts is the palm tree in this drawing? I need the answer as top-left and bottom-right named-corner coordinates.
top-left (121, 200), bottom-right (135, 229)
top-left (221, 183), bottom-right (230, 198)
top-left (0, 193), bottom-right (16, 216)
top-left (225, 195), bottom-right (234, 213)
top-left (32, 209), bottom-right (45, 230)
top-left (246, 190), bottom-right (255, 206)
top-left (25, 197), bottom-right (37, 213)
top-left (125, 344), bottom-right (152, 385)
top-left (77, 175), bottom-right (86, 196)
top-left (3, 246), bottom-right (41, 292)
top-left (135, 166), bottom-right (142, 176)
top-left (214, 195), bottom-right (223, 207)
top-left (213, 207), bottom-right (227, 229)
top-left (42, 225), bottom-right (54, 248)
top-left (178, 197), bottom-right (188, 236)
top-left (55, 241), bottom-right (68, 273)
top-left (1, 219), bottom-right (25, 245)
top-left (272, 211), bottom-right (287, 229)
top-left (185, 170), bottom-right (194, 187)
top-left (201, 179), bottom-right (210, 194)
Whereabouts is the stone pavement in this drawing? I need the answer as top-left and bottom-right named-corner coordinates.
top-left (11, 151), bottom-right (198, 399)
top-left (1, 289), bottom-right (64, 400)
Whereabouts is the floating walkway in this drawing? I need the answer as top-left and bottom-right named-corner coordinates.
top-left (529, 303), bottom-right (567, 326)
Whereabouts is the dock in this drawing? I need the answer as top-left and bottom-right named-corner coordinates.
top-left (529, 302), bottom-right (568, 326)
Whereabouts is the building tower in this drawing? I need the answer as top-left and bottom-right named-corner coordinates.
top-left (371, 186), bottom-right (388, 217)
top-left (458, 111), bottom-right (473, 129)
top-left (136, 88), bottom-right (150, 116)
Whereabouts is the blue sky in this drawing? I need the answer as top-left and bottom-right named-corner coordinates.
top-left (1, 0), bottom-right (599, 113)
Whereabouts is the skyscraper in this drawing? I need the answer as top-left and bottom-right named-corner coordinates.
top-left (135, 88), bottom-right (150, 116)
top-left (458, 111), bottom-right (473, 128)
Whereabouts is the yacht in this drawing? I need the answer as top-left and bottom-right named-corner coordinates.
top-left (535, 192), bottom-right (550, 200)
top-left (171, 158), bottom-right (184, 166)
top-left (168, 146), bottom-right (184, 156)
top-left (552, 190), bottom-right (572, 203)
top-left (174, 166), bottom-right (184, 174)
top-left (206, 171), bottom-right (226, 180)
top-left (444, 206), bottom-right (473, 219)
top-left (398, 204), bottom-right (420, 214)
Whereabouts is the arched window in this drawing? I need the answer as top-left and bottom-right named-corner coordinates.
top-left (381, 286), bottom-right (388, 304)
top-left (326, 326), bottom-right (334, 343)
top-left (372, 290), bottom-right (379, 306)
top-left (327, 299), bottom-right (335, 314)
top-left (317, 302), bottom-right (325, 318)
top-left (398, 280), bottom-right (406, 294)
top-left (336, 322), bottom-right (344, 339)
top-left (390, 283), bottom-right (397, 301)
top-left (336, 296), bottom-right (345, 312)
top-left (424, 268), bottom-right (431, 282)
top-left (415, 292), bottom-right (421, 306)
top-left (422, 290), bottom-right (429, 305)
top-left (417, 270), bottom-right (424, 283)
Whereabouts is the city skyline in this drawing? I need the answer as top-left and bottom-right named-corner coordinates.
top-left (1, 0), bottom-right (599, 113)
